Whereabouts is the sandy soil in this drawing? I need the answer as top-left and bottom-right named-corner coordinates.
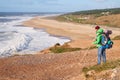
top-left (0, 17), bottom-right (120, 80)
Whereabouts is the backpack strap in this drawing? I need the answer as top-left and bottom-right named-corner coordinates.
top-left (101, 34), bottom-right (108, 46)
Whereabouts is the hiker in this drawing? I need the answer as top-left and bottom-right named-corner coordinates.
top-left (93, 26), bottom-right (106, 65)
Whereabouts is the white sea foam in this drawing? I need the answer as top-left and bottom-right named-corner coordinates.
top-left (0, 33), bottom-right (32, 57)
top-left (0, 15), bottom-right (70, 57)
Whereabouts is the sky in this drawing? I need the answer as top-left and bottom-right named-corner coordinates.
top-left (0, 0), bottom-right (120, 12)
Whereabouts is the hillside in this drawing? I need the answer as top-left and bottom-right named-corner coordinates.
top-left (55, 8), bottom-right (120, 27)
top-left (0, 43), bottom-right (120, 80)
top-left (70, 8), bottom-right (120, 15)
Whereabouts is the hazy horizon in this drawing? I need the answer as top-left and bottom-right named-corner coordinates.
top-left (0, 7), bottom-right (120, 13)
top-left (0, 0), bottom-right (120, 12)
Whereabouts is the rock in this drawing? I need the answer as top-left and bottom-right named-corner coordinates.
top-left (86, 70), bottom-right (96, 77)
top-left (110, 68), bottom-right (120, 80)
top-left (111, 69), bottom-right (117, 79)
top-left (54, 43), bottom-right (61, 47)
top-left (89, 68), bottom-right (120, 80)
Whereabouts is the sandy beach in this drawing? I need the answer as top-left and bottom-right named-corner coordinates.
top-left (23, 17), bottom-right (95, 49)
top-left (23, 16), bottom-right (120, 49)
top-left (0, 16), bottom-right (120, 80)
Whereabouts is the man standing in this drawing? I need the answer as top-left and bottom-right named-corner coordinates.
top-left (93, 26), bottom-right (106, 65)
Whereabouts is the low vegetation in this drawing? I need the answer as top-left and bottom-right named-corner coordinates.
top-left (49, 43), bottom-right (97, 53)
top-left (49, 43), bottom-right (80, 53)
top-left (113, 35), bottom-right (120, 40)
top-left (85, 45), bottom-right (97, 50)
top-left (50, 47), bottom-right (81, 53)
top-left (55, 8), bottom-right (120, 27)
top-left (55, 15), bottom-right (88, 24)
top-left (70, 8), bottom-right (120, 15)
top-left (82, 59), bottom-right (120, 77)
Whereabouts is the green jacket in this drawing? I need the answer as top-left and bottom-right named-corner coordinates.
top-left (93, 29), bottom-right (104, 47)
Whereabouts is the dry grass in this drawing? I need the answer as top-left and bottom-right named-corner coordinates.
top-left (56, 14), bottom-right (120, 28)
top-left (113, 35), bottom-right (120, 40)
top-left (49, 43), bottom-right (81, 53)
top-left (82, 59), bottom-right (120, 77)
top-left (86, 14), bottom-right (120, 27)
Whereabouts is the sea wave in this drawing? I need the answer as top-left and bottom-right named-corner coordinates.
top-left (0, 33), bottom-right (32, 57)
top-left (0, 14), bottom-right (70, 57)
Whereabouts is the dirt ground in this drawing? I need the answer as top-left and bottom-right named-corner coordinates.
top-left (0, 42), bottom-right (120, 80)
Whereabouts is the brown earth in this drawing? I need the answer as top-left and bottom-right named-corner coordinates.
top-left (0, 42), bottom-right (120, 80)
top-left (0, 17), bottom-right (120, 80)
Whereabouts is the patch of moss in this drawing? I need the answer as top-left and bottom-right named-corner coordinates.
top-left (50, 47), bottom-right (81, 53)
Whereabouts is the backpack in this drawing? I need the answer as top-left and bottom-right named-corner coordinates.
top-left (101, 30), bottom-right (113, 49)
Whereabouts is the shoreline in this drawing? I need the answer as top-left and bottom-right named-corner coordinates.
top-left (33, 26), bottom-right (72, 40)
top-left (23, 16), bottom-right (96, 49)
top-left (23, 16), bottom-right (120, 49)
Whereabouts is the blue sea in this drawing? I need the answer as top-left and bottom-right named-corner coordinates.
top-left (0, 12), bottom-right (70, 57)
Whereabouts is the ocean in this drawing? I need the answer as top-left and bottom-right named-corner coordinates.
top-left (0, 12), bottom-right (70, 57)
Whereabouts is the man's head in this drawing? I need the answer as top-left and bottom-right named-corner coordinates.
top-left (95, 26), bottom-right (100, 30)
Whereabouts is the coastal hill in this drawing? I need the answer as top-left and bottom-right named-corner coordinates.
top-left (0, 8), bottom-right (120, 80)
top-left (55, 8), bottom-right (120, 28)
